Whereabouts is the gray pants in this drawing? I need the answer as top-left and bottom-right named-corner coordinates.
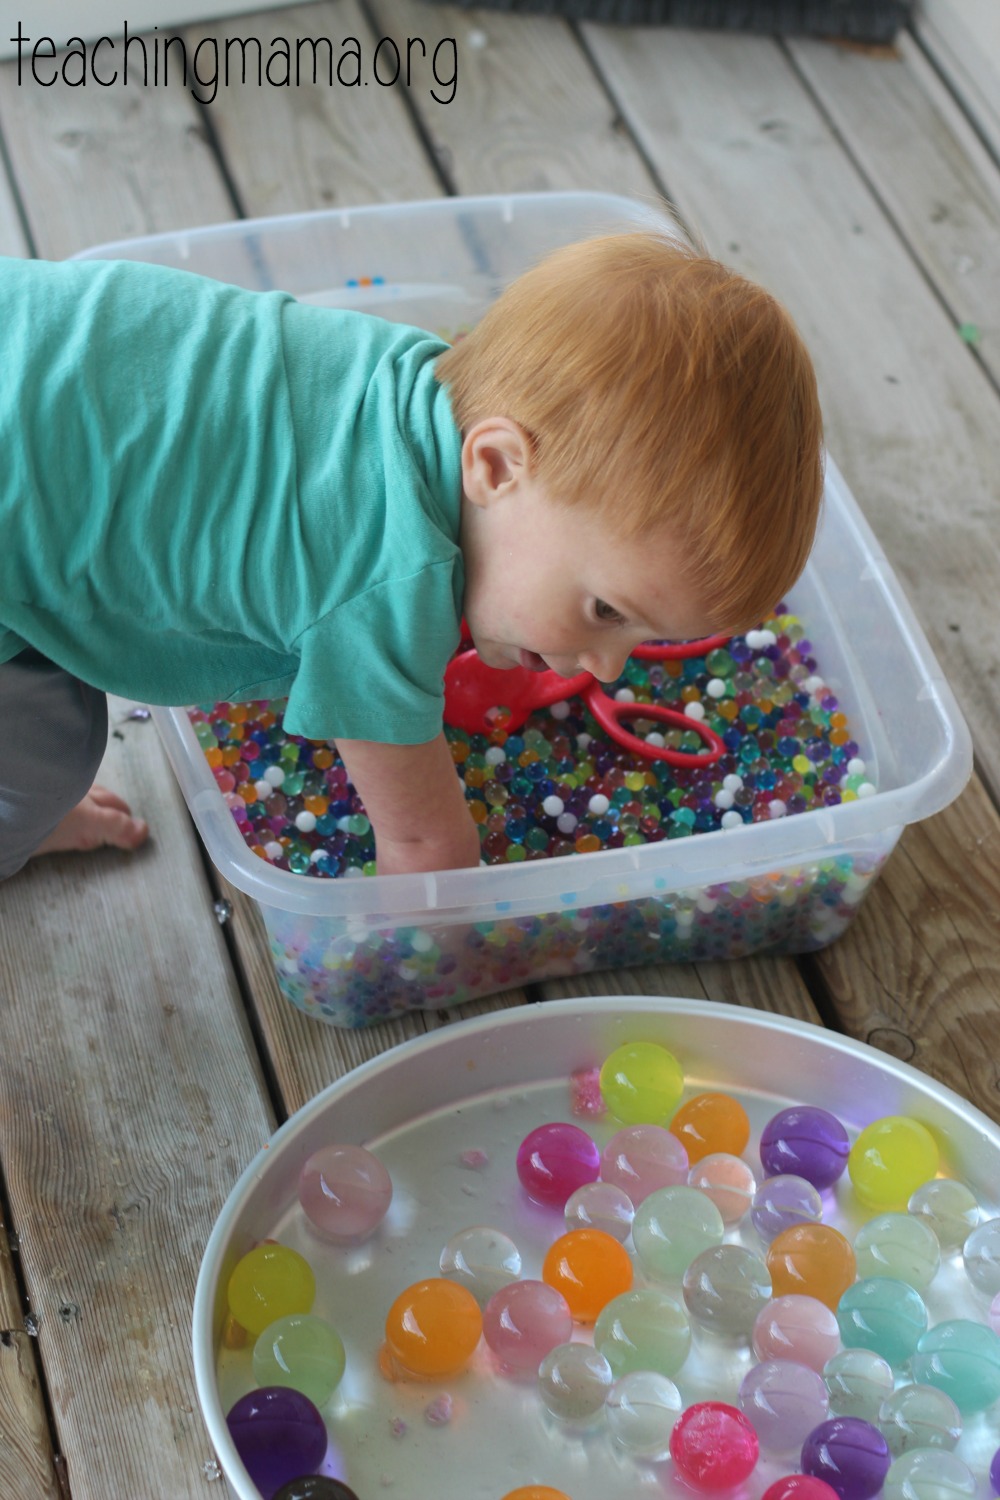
top-left (0, 649), bottom-right (108, 879)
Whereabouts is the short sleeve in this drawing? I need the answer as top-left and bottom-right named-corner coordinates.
top-left (283, 559), bottom-right (463, 743)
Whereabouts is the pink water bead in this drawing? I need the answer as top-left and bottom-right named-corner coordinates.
top-left (298, 1143), bottom-right (392, 1244)
top-left (516, 1122), bottom-right (600, 1207)
top-left (482, 1280), bottom-right (573, 1373)
top-left (669, 1400), bottom-right (760, 1490)
top-left (752, 1294), bottom-right (842, 1372)
top-left (601, 1124), bottom-right (689, 1206)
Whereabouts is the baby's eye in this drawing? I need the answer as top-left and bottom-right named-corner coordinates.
top-left (595, 599), bottom-right (626, 625)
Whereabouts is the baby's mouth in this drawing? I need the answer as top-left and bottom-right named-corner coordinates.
top-left (517, 648), bottom-right (549, 672)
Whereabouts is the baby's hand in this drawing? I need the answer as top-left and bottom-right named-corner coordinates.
top-left (33, 785), bottom-right (149, 859)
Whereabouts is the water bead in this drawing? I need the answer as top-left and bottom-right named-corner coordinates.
top-left (226, 1386), bottom-right (328, 1500)
top-left (739, 1359), bottom-right (830, 1452)
top-left (763, 1479), bottom-right (843, 1500)
top-left (516, 1122), bottom-right (600, 1207)
top-left (824, 1349), bottom-right (895, 1422)
top-left (439, 1225), bottom-right (522, 1305)
top-left (991, 1447), bottom-right (1000, 1496)
top-left (688, 1152), bottom-right (757, 1224)
top-left (632, 1184), bottom-right (725, 1281)
top-left (752, 1175), bottom-right (824, 1243)
top-left (848, 1118), bottom-right (940, 1210)
top-left (298, 1144), bottom-right (392, 1244)
top-left (991, 1293), bottom-right (1000, 1336)
top-left (599, 1041), bottom-right (684, 1125)
top-left (537, 1341), bottom-right (614, 1421)
top-left (273, 1480), bottom-right (360, 1500)
top-left (854, 1214), bottom-right (941, 1292)
top-left (606, 1370), bottom-right (683, 1461)
top-left (911, 1319), bottom-right (1000, 1414)
top-left (961, 1216), bottom-right (1000, 1296)
top-left (767, 1223), bottom-right (857, 1310)
top-left (563, 1181), bottom-right (634, 1241)
top-left (800, 1417), bottom-right (892, 1500)
top-left (669, 1401), bottom-right (760, 1490)
top-left (754, 1295), bottom-right (842, 1371)
top-left (836, 1277), bottom-right (928, 1367)
top-left (542, 1228), bottom-right (632, 1322)
top-left (882, 1449), bottom-right (976, 1500)
top-left (669, 1091), bottom-right (751, 1163)
top-left (600, 1123), bottom-right (688, 1205)
top-left (252, 1314), bottom-right (346, 1407)
top-left (878, 1385), bottom-right (962, 1455)
top-left (908, 1181), bottom-right (979, 1253)
top-left (228, 1244), bottom-right (316, 1337)
top-left (501, 1490), bottom-right (571, 1500)
top-left (760, 1107), bottom-right (850, 1191)
top-left (384, 1278), bottom-right (482, 1378)
top-left (482, 1280), bottom-right (573, 1373)
top-left (683, 1244), bottom-right (773, 1339)
top-left (593, 1287), bottom-right (692, 1379)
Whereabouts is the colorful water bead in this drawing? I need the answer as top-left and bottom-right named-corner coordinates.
top-left (836, 1277), bottom-right (928, 1367)
top-left (962, 1216), bottom-right (1000, 1296)
top-left (908, 1180), bottom-right (979, 1253)
top-left (682, 1244), bottom-right (772, 1339)
top-left (384, 1278), bottom-right (482, 1378)
top-left (541, 1228), bottom-right (632, 1322)
top-left (800, 1417), bottom-right (892, 1500)
top-left (482, 1281), bottom-right (573, 1373)
top-left (911, 1319), bottom-right (1000, 1414)
top-left (632, 1184), bottom-right (725, 1281)
top-left (669, 1091), bottom-right (750, 1164)
top-left (600, 1123), bottom-right (688, 1205)
top-left (739, 1360), bottom-right (830, 1453)
top-left (537, 1341), bottom-right (614, 1422)
top-left (501, 1489), bottom-right (571, 1500)
top-left (854, 1213), bottom-right (940, 1293)
top-left (226, 1386), bottom-right (328, 1500)
top-left (228, 1244), bottom-right (316, 1337)
top-left (878, 1385), bottom-right (962, 1455)
top-left (516, 1122), bottom-right (600, 1207)
top-left (824, 1350), bottom-right (895, 1423)
top-left (767, 1223), bottom-right (857, 1310)
top-left (848, 1118), bottom-right (939, 1211)
top-left (688, 1152), bottom-right (757, 1224)
top-left (669, 1401), bottom-right (760, 1490)
top-left (564, 1181), bottom-right (634, 1241)
top-left (606, 1370), bottom-right (683, 1461)
top-left (252, 1315), bottom-right (346, 1408)
top-left (273, 1480), bottom-right (360, 1500)
top-left (439, 1225), bottom-right (522, 1305)
top-left (594, 1287), bottom-right (692, 1379)
top-left (599, 1041), bottom-right (684, 1125)
top-left (298, 1144), bottom-right (392, 1244)
top-left (882, 1450), bottom-right (976, 1500)
top-left (753, 1294), bottom-right (842, 1371)
top-left (752, 1175), bottom-right (824, 1243)
top-left (991, 1446), bottom-right (1000, 1496)
top-left (763, 1479), bottom-right (842, 1500)
top-left (991, 1293), bottom-right (1000, 1335)
top-left (760, 1107), bottom-right (850, 1191)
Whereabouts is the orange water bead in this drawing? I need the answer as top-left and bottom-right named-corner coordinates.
top-left (665, 659), bottom-right (684, 678)
top-left (468, 799), bottom-right (488, 825)
top-left (450, 740), bottom-right (470, 763)
top-left (385, 1278), bottom-right (482, 1378)
top-left (311, 747), bottom-right (335, 769)
top-left (464, 767), bottom-right (486, 789)
top-left (228, 703), bottom-right (250, 722)
top-left (502, 1490), bottom-right (572, 1500)
top-left (717, 700), bottom-right (740, 721)
top-left (669, 1092), bottom-right (751, 1164)
top-left (303, 795), bottom-right (329, 817)
top-left (766, 1222), bottom-right (857, 1310)
top-left (204, 746), bottom-right (223, 768)
top-left (519, 749), bottom-right (541, 767)
top-left (574, 833), bottom-right (602, 855)
top-left (542, 1229), bottom-right (632, 1323)
top-left (681, 685), bottom-right (702, 704)
top-left (238, 783), bottom-right (258, 804)
top-left (221, 746), bottom-right (242, 766)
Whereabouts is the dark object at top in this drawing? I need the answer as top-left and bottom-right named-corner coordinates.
top-left (426, 0), bottom-right (912, 41)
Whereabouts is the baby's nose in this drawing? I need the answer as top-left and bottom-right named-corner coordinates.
top-left (578, 645), bottom-right (631, 684)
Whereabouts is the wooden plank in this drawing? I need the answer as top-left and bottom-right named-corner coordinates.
top-left (539, 953), bottom-right (822, 1023)
top-left (916, 0), bottom-right (1000, 160)
top-left (788, 33), bottom-right (1000, 383)
top-left (0, 1212), bottom-right (61, 1499)
top-left (182, 1), bottom-right (444, 215)
top-left (808, 774), bottom-right (1000, 1125)
top-left (580, 25), bottom-right (1000, 807)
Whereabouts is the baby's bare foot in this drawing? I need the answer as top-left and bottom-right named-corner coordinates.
top-left (33, 785), bottom-right (149, 859)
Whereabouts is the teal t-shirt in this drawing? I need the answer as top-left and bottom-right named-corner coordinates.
top-left (0, 256), bottom-right (464, 742)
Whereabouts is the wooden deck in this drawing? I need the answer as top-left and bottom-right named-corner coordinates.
top-left (0, 3), bottom-right (999, 1494)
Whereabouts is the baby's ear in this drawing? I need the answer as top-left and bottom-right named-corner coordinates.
top-left (461, 418), bottom-right (533, 506)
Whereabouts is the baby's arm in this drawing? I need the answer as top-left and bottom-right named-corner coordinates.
top-left (335, 732), bottom-right (481, 877)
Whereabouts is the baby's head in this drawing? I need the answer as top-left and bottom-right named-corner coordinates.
top-left (436, 231), bottom-right (824, 682)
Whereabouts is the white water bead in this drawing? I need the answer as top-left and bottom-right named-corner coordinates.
top-left (484, 746), bottom-right (506, 765)
top-left (263, 765), bottom-right (286, 787)
top-left (295, 811), bottom-right (317, 832)
top-left (721, 811), bottom-right (744, 830)
top-left (645, 733), bottom-right (666, 748)
top-left (847, 757), bottom-right (867, 776)
top-left (254, 779), bottom-right (273, 800)
top-left (714, 789), bottom-right (735, 810)
top-left (769, 800), bottom-right (788, 819)
top-left (745, 629), bottom-right (767, 649)
top-left (857, 782), bottom-right (877, 799)
top-left (264, 841), bottom-right (285, 861)
top-left (565, 1181), bottom-right (635, 1242)
top-left (542, 795), bottom-right (565, 817)
top-left (683, 702), bottom-right (706, 721)
top-left (576, 733), bottom-right (593, 750)
top-left (557, 812), bottom-right (578, 835)
top-left (309, 849), bottom-right (327, 864)
top-left (706, 678), bottom-right (727, 699)
top-left (723, 773), bottom-right (744, 793)
top-left (550, 700), bottom-right (571, 719)
top-left (606, 1371), bottom-right (683, 1461)
top-left (588, 794), bottom-right (611, 817)
top-left (614, 688), bottom-right (636, 703)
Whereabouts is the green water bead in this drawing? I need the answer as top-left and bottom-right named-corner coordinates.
top-left (599, 1041), bottom-right (684, 1125)
top-left (878, 1384), bottom-right (962, 1456)
top-left (854, 1213), bottom-right (941, 1292)
top-left (706, 649), bottom-right (734, 677)
top-left (505, 844), bottom-right (527, 862)
top-left (632, 1185), bottom-right (725, 1281)
top-left (881, 1449), bottom-right (976, 1500)
top-left (911, 1319), bottom-right (1000, 1413)
top-left (837, 1277), bottom-right (928, 1368)
top-left (824, 1348), bottom-right (895, 1422)
top-left (252, 1313), bottom-right (346, 1408)
top-left (593, 1287), bottom-right (691, 1379)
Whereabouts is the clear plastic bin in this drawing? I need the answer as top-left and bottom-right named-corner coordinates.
top-left (74, 193), bottom-right (973, 1027)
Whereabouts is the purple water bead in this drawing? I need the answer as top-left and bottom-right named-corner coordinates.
top-left (600, 1124), bottom-right (689, 1206)
top-left (516, 1121), bottom-right (600, 1207)
top-left (760, 1108), bottom-right (850, 1191)
top-left (991, 1446), bottom-right (1000, 1496)
top-left (752, 1175), bottom-right (825, 1243)
top-left (482, 1279), bottom-right (573, 1372)
top-left (226, 1386), bottom-right (328, 1500)
top-left (739, 1360), bottom-right (830, 1453)
top-left (800, 1417), bottom-right (891, 1500)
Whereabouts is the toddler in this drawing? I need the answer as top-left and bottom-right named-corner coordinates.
top-left (0, 229), bottom-right (823, 881)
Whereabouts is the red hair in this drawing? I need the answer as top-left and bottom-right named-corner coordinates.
top-left (435, 232), bottom-right (824, 633)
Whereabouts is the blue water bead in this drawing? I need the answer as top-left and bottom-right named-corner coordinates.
top-left (836, 1278), bottom-right (928, 1367)
top-left (911, 1319), bottom-right (1000, 1413)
